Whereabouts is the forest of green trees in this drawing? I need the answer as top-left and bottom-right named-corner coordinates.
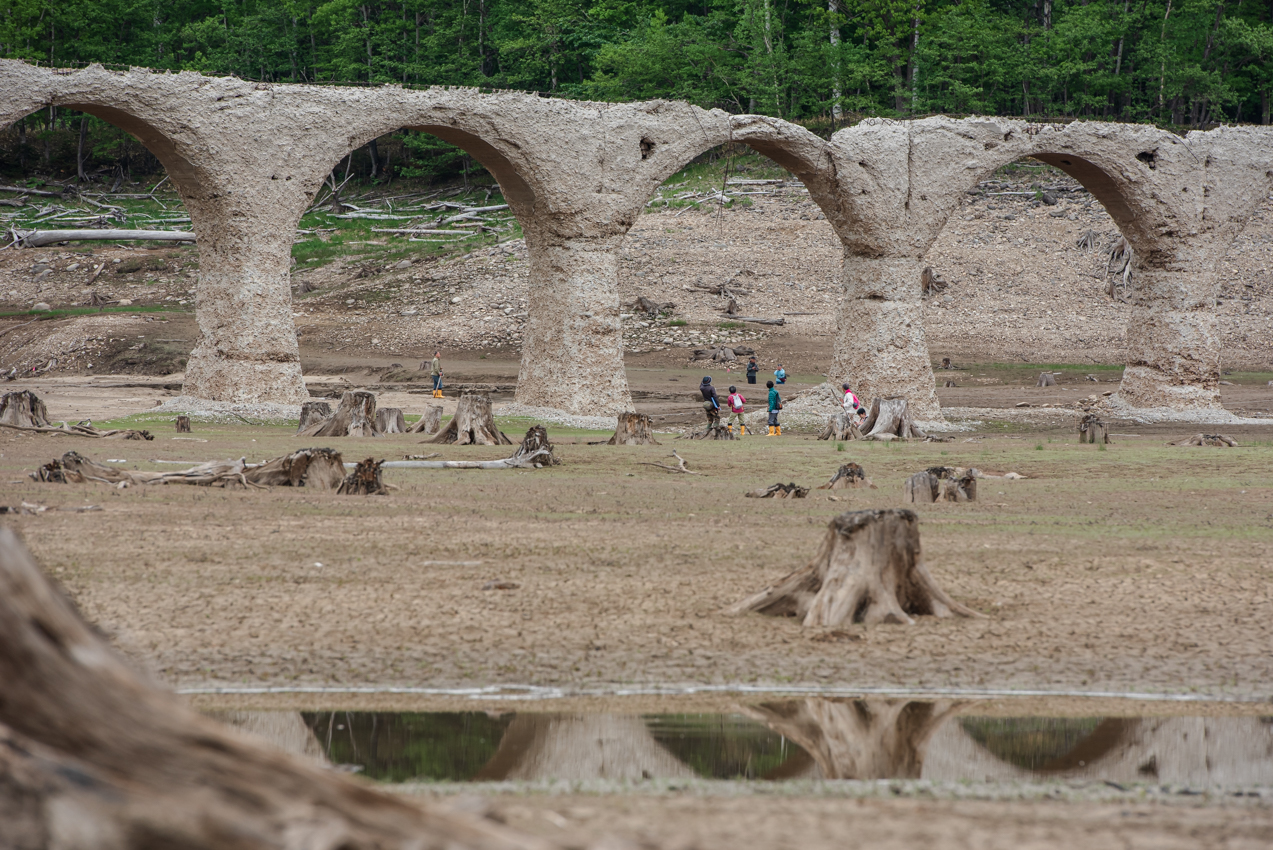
top-left (3, 0), bottom-right (1272, 181)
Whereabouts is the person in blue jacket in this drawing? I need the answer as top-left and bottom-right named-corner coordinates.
top-left (774, 364), bottom-right (787, 384)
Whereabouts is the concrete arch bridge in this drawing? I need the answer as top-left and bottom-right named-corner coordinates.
top-left (4, 61), bottom-right (1272, 420)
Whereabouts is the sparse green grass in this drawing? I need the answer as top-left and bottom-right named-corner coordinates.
top-left (667, 319), bottom-right (688, 327)
top-left (0, 304), bottom-right (187, 320)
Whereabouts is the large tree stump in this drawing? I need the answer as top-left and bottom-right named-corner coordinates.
top-left (301, 391), bottom-right (379, 437)
top-left (375, 407), bottom-right (406, 434)
top-left (727, 509), bottom-right (983, 626)
top-left (746, 482), bottom-right (809, 499)
top-left (903, 467), bottom-right (976, 504)
top-left (0, 529), bottom-right (582, 850)
top-left (0, 390), bottom-right (50, 428)
top-left (296, 401), bottom-right (332, 433)
top-left (1078, 414), bottom-right (1110, 444)
top-left (859, 398), bottom-right (926, 441)
top-left (818, 463), bottom-right (874, 490)
top-left (337, 457), bottom-right (388, 494)
top-left (818, 413), bottom-right (861, 441)
top-left (607, 411), bottom-right (660, 445)
top-left (1036, 372), bottom-right (1057, 387)
top-left (244, 448), bottom-right (346, 490)
top-left (426, 393), bottom-right (511, 445)
top-left (742, 698), bottom-right (961, 780)
top-left (175, 415), bottom-right (192, 433)
top-left (407, 405), bottom-right (443, 435)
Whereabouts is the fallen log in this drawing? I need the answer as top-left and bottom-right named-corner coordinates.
top-left (1170, 433), bottom-right (1238, 447)
top-left (817, 463), bottom-right (875, 490)
top-left (387, 426), bottom-right (559, 469)
top-left (245, 448), bottom-right (346, 489)
top-left (16, 228), bottom-right (196, 247)
top-left (607, 411), bottom-right (660, 445)
top-left (426, 392), bottom-right (511, 445)
top-left (301, 390), bottom-right (379, 437)
top-left (32, 451), bottom-right (252, 488)
top-left (746, 482), bottom-right (809, 499)
top-left (860, 397), bottom-right (926, 441)
top-left (726, 509), bottom-right (983, 626)
top-left (733, 316), bottom-right (785, 326)
top-left (375, 407), bottom-right (406, 434)
top-left (0, 529), bottom-right (572, 850)
top-left (407, 404), bottom-right (443, 436)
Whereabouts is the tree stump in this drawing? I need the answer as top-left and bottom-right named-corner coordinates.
top-left (685, 423), bottom-right (734, 440)
top-left (300, 392), bottom-right (379, 437)
top-left (943, 380), bottom-right (956, 387)
top-left (508, 425), bottom-right (560, 467)
top-left (903, 467), bottom-right (976, 504)
top-left (175, 415), bottom-right (191, 433)
top-left (337, 457), bottom-right (388, 494)
top-left (375, 407), bottom-right (406, 434)
top-left (244, 448), bottom-right (346, 490)
top-left (607, 411), bottom-right (660, 445)
top-left (860, 397), bottom-right (926, 440)
top-left (1037, 372), bottom-right (1057, 387)
top-left (296, 401), bottom-right (332, 433)
top-left (426, 393), bottom-right (511, 445)
top-left (818, 463), bottom-right (874, 490)
top-left (1170, 433), bottom-right (1238, 447)
top-left (818, 412), bottom-right (861, 441)
top-left (407, 405), bottom-right (444, 435)
top-left (742, 698), bottom-right (961, 780)
top-left (920, 267), bottom-right (948, 297)
top-left (0, 390), bottom-right (50, 428)
top-left (940, 358), bottom-right (952, 369)
top-left (1078, 414), bottom-right (1110, 444)
top-left (0, 529), bottom-right (578, 850)
top-left (727, 509), bottom-right (982, 626)
top-left (746, 482), bottom-right (809, 499)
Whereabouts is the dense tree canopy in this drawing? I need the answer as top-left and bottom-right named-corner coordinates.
top-left (3, 0), bottom-right (1271, 126)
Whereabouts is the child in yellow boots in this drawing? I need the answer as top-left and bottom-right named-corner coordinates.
top-left (766, 380), bottom-right (782, 436)
top-left (429, 350), bottom-right (443, 398)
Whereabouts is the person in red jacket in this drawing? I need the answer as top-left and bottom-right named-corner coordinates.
top-left (726, 385), bottom-right (747, 435)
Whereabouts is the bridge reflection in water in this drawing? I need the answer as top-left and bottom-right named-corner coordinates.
top-left (207, 701), bottom-right (1273, 786)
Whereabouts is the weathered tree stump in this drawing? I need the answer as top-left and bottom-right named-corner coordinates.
top-left (939, 357), bottom-right (952, 369)
top-left (742, 698), bottom-right (961, 779)
top-left (818, 412), bottom-right (861, 441)
top-left (727, 509), bottom-right (982, 626)
top-left (175, 415), bottom-right (191, 433)
top-left (301, 391), bottom-right (379, 437)
top-left (746, 482), bottom-right (809, 499)
top-left (0, 390), bottom-right (50, 428)
top-left (920, 267), bottom-right (948, 297)
top-left (1170, 433), bottom-right (1238, 447)
top-left (337, 457), bottom-right (388, 494)
top-left (1078, 414), bottom-right (1110, 444)
top-left (244, 448), bottom-right (346, 490)
top-left (296, 401), bottom-right (332, 433)
top-left (903, 467), bottom-right (977, 504)
top-left (0, 529), bottom-right (579, 850)
top-left (684, 422), bottom-right (734, 440)
top-left (607, 411), bottom-right (660, 445)
top-left (375, 407), bottom-right (406, 434)
top-left (860, 398), bottom-right (926, 441)
top-left (427, 393), bottom-right (511, 445)
top-left (943, 380), bottom-right (956, 387)
top-left (407, 405), bottom-right (444, 435)
top-left (818, 463), bottom-right (874, 490)
top-left (1037, 372), bottom-right (1057, 387)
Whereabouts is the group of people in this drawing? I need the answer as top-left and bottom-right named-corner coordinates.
top-left (699, 369), bottom-right (866, 437)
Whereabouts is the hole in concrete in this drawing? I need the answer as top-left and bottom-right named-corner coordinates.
top-left (1136, 150), bottom-right (1157, 169)
top-left (1003, 131), bottom-right (1014, 142)
top-left (640, 138), bottom-right (655, 160)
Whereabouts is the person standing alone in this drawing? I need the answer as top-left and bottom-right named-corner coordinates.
top-left (767, 380), bottom-right (782, 436)
top-left (746, 357), bottom-right (758, 385)
top-left (429, 350), bottom-right (443, 398)
top-left (726, 385), bottom-right (747, 435)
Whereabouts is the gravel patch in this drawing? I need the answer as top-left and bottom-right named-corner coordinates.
top-left (152, 395), bottom-right (301, 423)
top-left (495, 403), bottom-right (619, 432)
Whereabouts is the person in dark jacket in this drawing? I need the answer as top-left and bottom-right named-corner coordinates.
top-left (699, 376), bottom-right (721, 427)
top-left (745, 357), bottom-right (759, 385)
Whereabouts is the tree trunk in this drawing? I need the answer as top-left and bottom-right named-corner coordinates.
top-left (296, 401), bottom-right (332, 433)
top-left (1037, 372), bottom-right (1057, 387)
top-left (817, 412), bottom-right (860, 441)
top-left (860, 397), bottom-right (926, 440)
top-left (0, 529), bottom-right (571, 850)
top-left (746, 482), bottom-right (810, 499)
top-left (607, 411), bottom-right (660, 445)
top-left (408, 405), bottom-right (443, 435)
top-left (375, 407), bottom-right (406, 434)
top-left (302, 391), bottom-right (379, 437)
top-left (337, 457), bottom-right (388, 495)
top-left (391, 426), bottom-right (559, 469)
top-left (818, 463), bottom-right (874, 490)
top-left (175, 415), bottom-right (191, 433)
top-left (244, 448), bottom-right (347, 489)
top-left (742, 698), bottom-right (961, 779)
top-left (903, 467), bottom-right (976, 503)
top-left (727, 509), bottom-right (982, 626)
top-left (1078, 414), bottom-right (1110, 444)
top-left (0, 390), bottom-right (50, 428)
top-left (427, 393), bottom-right (510, 445)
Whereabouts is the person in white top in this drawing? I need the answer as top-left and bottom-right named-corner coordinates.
top-left (841, 383), bottom-right (864, 425)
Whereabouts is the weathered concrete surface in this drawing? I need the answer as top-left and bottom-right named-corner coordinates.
top-left (3, 61), bottom-right (1271, 419)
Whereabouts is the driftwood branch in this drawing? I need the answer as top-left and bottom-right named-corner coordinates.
top-left (390, 426), bottom-right (558, 469)
top-left (638, 450), bottom-right (703, 475)
top-left (17, 229), bottom-right (196, 247)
